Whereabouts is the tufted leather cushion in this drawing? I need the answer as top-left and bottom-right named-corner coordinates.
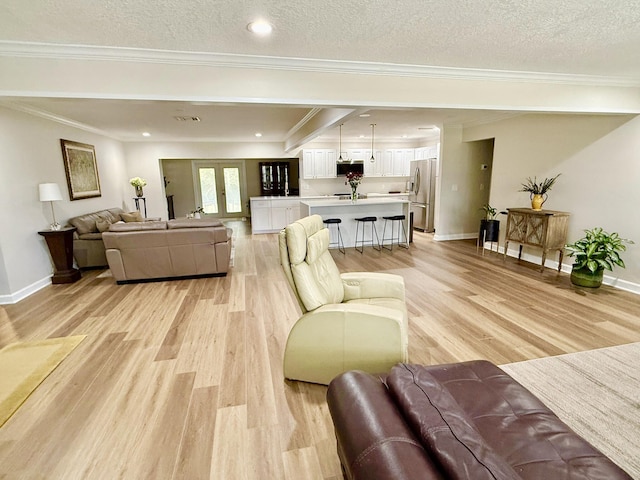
top-left (388, 364), bottom-right (520, 480)
top-left (328, 361), bottom-right (633, 480)
top-left (285, 215), bottom-right (344, 311)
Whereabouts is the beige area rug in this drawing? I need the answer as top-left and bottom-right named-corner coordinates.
top-left (501, 343), bottom-right (640, 479)
top-left (0, 335), bottom-right (86, 428)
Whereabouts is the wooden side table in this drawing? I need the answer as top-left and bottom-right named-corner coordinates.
top-left (38, 227), bottom-right (81, 284)
top-left (503, 208), bottom-right (570, 272)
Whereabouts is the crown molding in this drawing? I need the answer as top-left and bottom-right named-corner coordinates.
top-left (0, 99), bottom-right (120, 139)
top-left (2, 41), bottom-right (639, 88)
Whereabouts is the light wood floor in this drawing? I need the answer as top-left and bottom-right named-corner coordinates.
top-left (1, 220), bottom-right (639, 479)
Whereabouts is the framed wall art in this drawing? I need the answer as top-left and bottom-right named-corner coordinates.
top-left (60, 139), bottom-right (101, 200)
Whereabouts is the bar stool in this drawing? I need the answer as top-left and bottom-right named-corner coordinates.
top-left (381, 215), bottom-right (409, 250)
top-left (354, 217), bottom-right (380, 253)
top-left (323, 218), bottom-right (345, 254)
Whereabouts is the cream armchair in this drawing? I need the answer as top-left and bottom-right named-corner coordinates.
top-left (279, 214), bottom-right (408, 385)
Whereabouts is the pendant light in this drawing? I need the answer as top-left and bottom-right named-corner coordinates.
top-left (370, 123), bottom-right (376, 162)
top-left (338, 124), bottom-right (344, 162)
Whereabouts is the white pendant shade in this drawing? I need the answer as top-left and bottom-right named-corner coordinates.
top-left (39, 183), bottom-right (63, 202)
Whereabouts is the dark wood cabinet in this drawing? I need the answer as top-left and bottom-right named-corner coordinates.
top-left (260, 162), bottom-right (290, 196)
top-left (504, 208), bottom-right (570, 272)
top-left (38, 227), bottom-right (81, 284)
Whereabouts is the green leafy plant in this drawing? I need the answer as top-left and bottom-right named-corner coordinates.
top-left (191, 207), bottom-right (205, 214)
top-left (519, 174), bottom-right (561, 195)
top-left (565, 227), bottom-right (633, 273)
top-left (480, 204), bottom-right (497, 220)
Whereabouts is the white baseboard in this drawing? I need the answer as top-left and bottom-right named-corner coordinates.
top-left (433, 232), bottom-right (478, 241)
top-left (495, 245), bottom-right (640, 295)
top-left (0, 276), bottom-right (51, 305)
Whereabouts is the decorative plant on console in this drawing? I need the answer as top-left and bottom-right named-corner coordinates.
top-left (345, 171), bottom-right (363, 203)
top-left (565, 227), bottom-right (634, 288)
top-left (130, 177), bottom-right (147, 197)
top-left (519, 174), bottom-right (561, 210)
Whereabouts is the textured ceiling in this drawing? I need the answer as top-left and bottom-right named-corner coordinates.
top-left (1, 0), bottom-right (638, 142)
top-left (2, 0), bottom-right (639, 77)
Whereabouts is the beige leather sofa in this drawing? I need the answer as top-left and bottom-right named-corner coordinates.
top-left (279, 214), bottom-right (408, 385)
top-left (67, 207), bottom-right (159, 268)
top-left (103, 218), bottom-right (232, 283)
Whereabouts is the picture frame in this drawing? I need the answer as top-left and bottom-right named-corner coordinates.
top-left (60, 139), bottom-right (101, 200)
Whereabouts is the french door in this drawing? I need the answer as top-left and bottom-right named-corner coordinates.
top-left (193, 160), bottom-right (247, 218)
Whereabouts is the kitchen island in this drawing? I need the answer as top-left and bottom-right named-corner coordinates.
top-left (301, 198), bottom-right (410, 249)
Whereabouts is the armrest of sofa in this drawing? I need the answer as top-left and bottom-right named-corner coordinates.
top-left (283, 303), bottom-right (406, 385)
top-left (341, 272), bottom-right (405, 302)
top-left (327, 370), bottom-right (444, 480)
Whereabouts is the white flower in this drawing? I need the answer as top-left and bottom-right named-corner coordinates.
top-left (130, 177), bottom-right (147, 187)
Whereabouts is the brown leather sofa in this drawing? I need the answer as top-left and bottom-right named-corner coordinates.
top-left (103, 218), bottom-right (232, 283)
top-left (327, 360), bottom-right (631, 480)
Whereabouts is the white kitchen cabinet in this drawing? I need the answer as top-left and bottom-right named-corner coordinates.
top-left (271, 199), bottom-right (301, 231)
top-left (302, 149), bottom-right (337, 179)
top-left (363, 149), bottom-right (383, 177)
top-left (250, 199), bottom-right (272, 233)
top-left (250, 197), bottom-right (301, 234)
top-left (380, 149), bottom-right (413, 177)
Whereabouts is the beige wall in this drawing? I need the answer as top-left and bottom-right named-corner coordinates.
top-left (0, 106), bottom-right (128, 301)
top-left (462, 113), bottom-right (640, 289)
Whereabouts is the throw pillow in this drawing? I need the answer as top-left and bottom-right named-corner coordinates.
top-left (95, 220), bottom-right (112, 233)
top-left (121, 211), bottom-right (144, 223)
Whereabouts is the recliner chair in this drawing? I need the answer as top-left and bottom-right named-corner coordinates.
top-left (279, 214), bottom-right (409, 385)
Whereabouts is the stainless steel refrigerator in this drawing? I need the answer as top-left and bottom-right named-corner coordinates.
top-left (409, 159), bottom-right (437, 232)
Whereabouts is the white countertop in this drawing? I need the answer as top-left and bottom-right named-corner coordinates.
top-left (301, 198), bottom-right (409, 207)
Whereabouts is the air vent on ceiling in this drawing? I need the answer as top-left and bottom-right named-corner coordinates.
top-left (174, 116), bottom-right (201, 122)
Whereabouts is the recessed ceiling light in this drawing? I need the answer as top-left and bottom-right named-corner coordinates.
top-left (359, 114), bottom-right (371, 118)
top-left (247, 20), bottom-right (273, 36)
top-left (401, 135), bottom-right (408, 138)
top-left (255, 132), bottom-right (263, 137)
top-left (142, 132), bottom-right (151, 137)
top-left (359, 134), bottom-right (366, 138)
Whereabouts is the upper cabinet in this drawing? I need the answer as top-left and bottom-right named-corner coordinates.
top-left (302, 149), bottom-right (337, 179)
top-left (303, 144), bottom-right (438, 179)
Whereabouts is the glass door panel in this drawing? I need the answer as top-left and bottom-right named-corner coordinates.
top-left (223, 167), bottom-right (242, 213)
top-left (198, 167), bottom-right (219, 214)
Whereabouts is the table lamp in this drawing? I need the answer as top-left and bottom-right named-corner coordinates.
top-left (39, 183), bottom-right (63, 230)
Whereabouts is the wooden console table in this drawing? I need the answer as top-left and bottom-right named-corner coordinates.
top-left (38, 227), bottom-right (81, 284)
top-left (503, 208), bottom-right (570, 272)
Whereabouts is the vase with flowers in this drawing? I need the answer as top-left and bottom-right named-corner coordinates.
top-left (130, 177), bottom-right (147, 197)
top-left (345, 171), bottom-right (363, 203)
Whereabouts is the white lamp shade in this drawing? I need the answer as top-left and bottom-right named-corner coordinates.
top-left (39, 183), bottom-right (63, 202)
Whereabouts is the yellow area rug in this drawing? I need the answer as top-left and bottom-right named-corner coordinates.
top-left (0, 335), bottom-right (86, 428)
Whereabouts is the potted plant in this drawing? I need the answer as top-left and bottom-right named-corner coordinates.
top-left (478, 204), bottom-right (500, 247)
top-left (565, 227), bottom-right (633, 288)
top-left (519, 174), bottom-right (561, 210)
top-left (190, 206), bottom-right (205, 219)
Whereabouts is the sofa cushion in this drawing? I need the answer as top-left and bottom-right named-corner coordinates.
top-left (121, 211), bottom-right (144, 223)
top-left (108, 221), bottom-right (167, 232)
top-left (167, 218), bottom-right (223, 229)
top-left (388, 364), bottom-right (520, 480)
top-left (96, 220), bottom-right (112, 233)
top-left (68, 208), bottom-right (123, 234)
top-left (77, 232), bottom-right (104, 240)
